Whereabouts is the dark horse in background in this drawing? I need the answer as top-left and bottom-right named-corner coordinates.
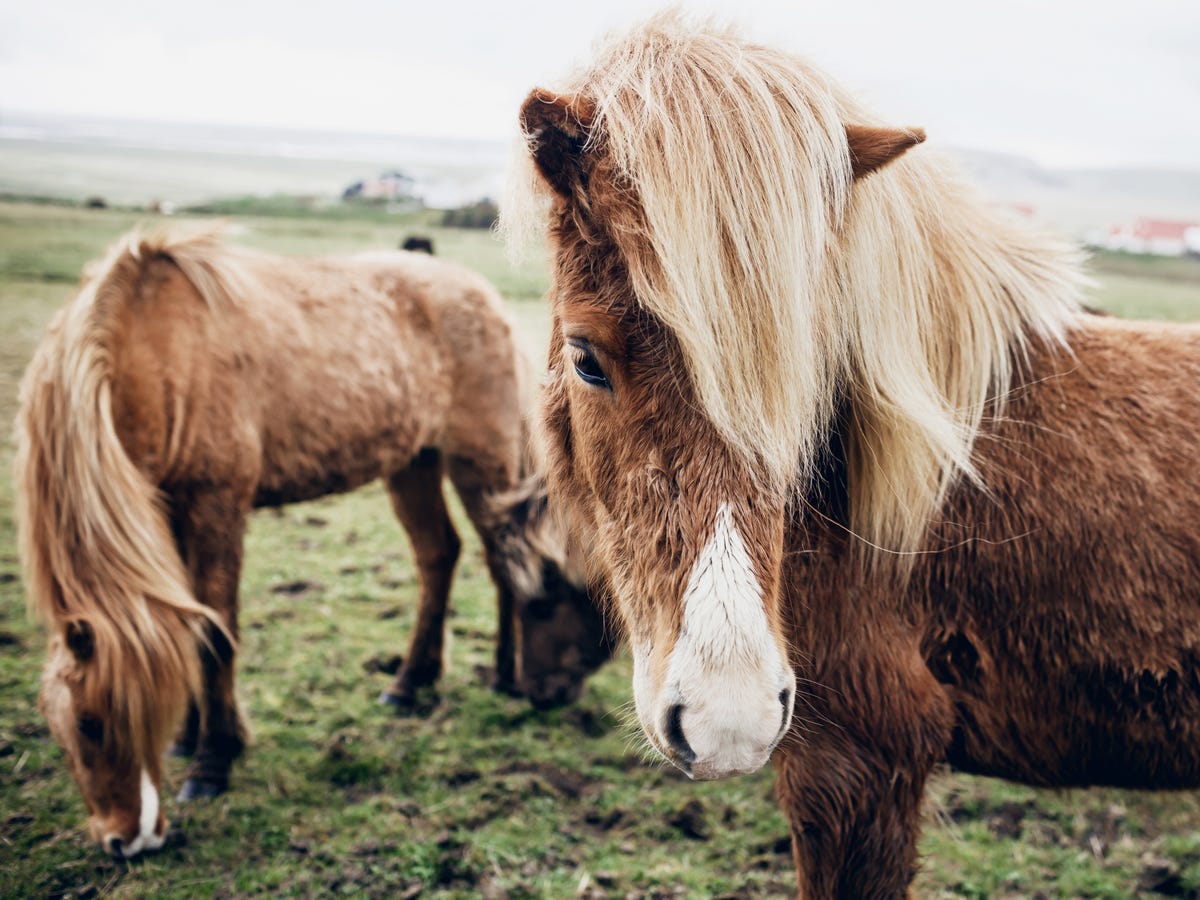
top-left (17, 229), bottom-right (609, 858)
top-left (508, 12), bottom-right (1200, 898)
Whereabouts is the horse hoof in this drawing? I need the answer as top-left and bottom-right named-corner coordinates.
top-left (177, 778), bottom-right (227, 801)
top-left (169, 740), bottom-right (195, 759)
top-left (379, 689), bottom-right (415, 709)
top-left (492, 678), bottom-right (523, 698)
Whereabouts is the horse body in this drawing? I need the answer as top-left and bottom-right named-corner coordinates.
top-left (112, 249), bottom-right (516, 505)
top-left (508, 13), bottom-right (1200, 897)
top-left (19, 230), bottom-right (607, 857)
top-left (777, 319), bottom-right (1200, 894)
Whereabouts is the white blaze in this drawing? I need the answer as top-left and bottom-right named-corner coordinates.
top-left (674, 504), bottom-right (774, 667)
top-left (119, 769), bottom-right (165, 857)
top-left (637, 503), bottom-right (793, 779)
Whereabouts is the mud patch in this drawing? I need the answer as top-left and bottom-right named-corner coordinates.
top-left (495, 761), bottom-right (593, 799)
top-left (362, 654), bottom-right (404, 675)
top-left (270, 579), bottom-right (323, 598)
top-left (668, 799), bottom-right (710, 841)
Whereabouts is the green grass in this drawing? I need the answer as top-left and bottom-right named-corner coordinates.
top-left (1, 199), bottom-right (1199, 898)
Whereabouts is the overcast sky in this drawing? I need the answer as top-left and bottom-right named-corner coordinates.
top-left (2, 0), bottom-right (1197, 169)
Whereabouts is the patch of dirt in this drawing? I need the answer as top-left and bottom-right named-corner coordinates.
top-left (668, 799), bottom-right (710, 841)
top-left (561, 708), bottom-right (610, 738)
top-left (444, 769), bottom-right (481, 788)
top-left (987, 800), bottom-right (1034, 840)
top-left (339, 564), bottom-right (384, 576)
top-left (943, 792), bottom-right (1049, 842)
top-left (593, 754), bottom-right (648, 773)
top-left (584, 806), bottom-right (626, 831)
top-left (1139, 856), bottom-right (1194, 898)
top-left (378, 606), bottom-right (402, 620)
top-left (269, 579), bottom-right (323, 598)
top-left (303, 515), bottom-right (328, 527)
top-left (0, 630), bottom-right (21, 647)
top-left (362, 654), bottom-right (404, 676)
top-left (395, 800), bottom-right (421, 818)
top-left (495, 761), bottom-right (594, 799)
top-left (1078, 802), bottom-right (1128, 858)
top-left (753, 835), bottom-right (792, 856)
top-left (313, 731), bottom-right (387, 791)
top-left (0, 572), bottom-right (18, 584)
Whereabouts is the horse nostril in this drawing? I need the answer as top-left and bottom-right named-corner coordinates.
top-left (779, 688), bottom-right (792, 709)
top-left (108, 836), bottom-right (124, 858)
top-left (664, 703), bottom-right (696, 765)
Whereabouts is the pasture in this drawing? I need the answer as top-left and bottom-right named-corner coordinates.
top-left (2, 198), bottom-right (1200, 897)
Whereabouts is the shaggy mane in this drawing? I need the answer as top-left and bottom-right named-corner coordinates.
top-left (505, 12), bottom-right (1085, 555)
top-left (17, 227), bottom-right (241, 762)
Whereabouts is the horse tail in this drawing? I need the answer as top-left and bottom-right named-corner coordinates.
top-left (16, 227), bottom-right (229, 758)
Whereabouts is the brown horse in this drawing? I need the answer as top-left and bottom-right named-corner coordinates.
top-left (16, 228), bottom-right (608, 858)
top-left (507, 13), bottom-right (1200, 897)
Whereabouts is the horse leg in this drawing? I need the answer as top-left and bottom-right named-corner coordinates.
top-left (774, 735), bottom-right (932, 899)
top-left (379, 449), bottom-right (461, 709)
top-left (772, 638), bottom-right (952, 898)
top-left (173, 490), bottom-right (250, 801)
top-left (445, 456), bottom-right (519, 696)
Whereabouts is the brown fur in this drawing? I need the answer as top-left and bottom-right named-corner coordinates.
top-left (507, 14), bottom-right (1200, 898)
top-left (774, 319), bottom-right (1200, 896)
top-left (17, 228), bottom-right (601, 853)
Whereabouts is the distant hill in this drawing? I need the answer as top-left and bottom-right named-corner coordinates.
top-left (949, 148), bottom-right (1200, 238)
top-left (1, 113), bottom-right (1197, 232)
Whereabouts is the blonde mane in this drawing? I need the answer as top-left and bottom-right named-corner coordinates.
top-left (505, 12), bottom-right (1084, 555)
top-left (17, 227), bottom-right (239, 761)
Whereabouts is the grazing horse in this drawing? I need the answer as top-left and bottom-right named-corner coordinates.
top-left (506, 13), bottom-right (1200, 898)
top-left (402, 236), bottom-right (435, 254)
top-left (16, 228), bottom-right (607, 857)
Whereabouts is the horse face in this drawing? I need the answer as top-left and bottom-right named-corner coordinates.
top-left (39, 624), bottom-right (168, 858)
top-left (515, 89), bottom-right (797, 774)
top-left (538, 298), bottom-right (795, 777)
top-left (515, 559), bottom-right (613, 709)
top-left (492, 478), bottom-right (614, 707)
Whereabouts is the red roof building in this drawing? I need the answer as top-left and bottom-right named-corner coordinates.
top-left (1105, 218), bottom-right (1200, 256)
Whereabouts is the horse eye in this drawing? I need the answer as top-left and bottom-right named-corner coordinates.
top-left (568, 341), bottom-right (611, 389)
top-left (77, 715), bottom-right (103, 743)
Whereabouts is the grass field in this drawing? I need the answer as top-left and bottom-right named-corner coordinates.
top-left (2, 199), bottom-right (1200, 898)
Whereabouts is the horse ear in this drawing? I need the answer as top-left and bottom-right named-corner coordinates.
top-left (65, 619), bottom-right (94, 662)
top-left (845, 124), bottom-right (926, 179)
top-left (520, 89), bottom-right (595, 198)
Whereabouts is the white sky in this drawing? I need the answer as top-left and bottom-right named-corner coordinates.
top-left (1, 0), bottom-right (1198, 169)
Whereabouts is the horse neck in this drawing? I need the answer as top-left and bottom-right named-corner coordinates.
top-left (820, 154), bottom-right (1083, 558)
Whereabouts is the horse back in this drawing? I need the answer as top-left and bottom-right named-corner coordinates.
top-left (106, 247), bottom-right (522, 506)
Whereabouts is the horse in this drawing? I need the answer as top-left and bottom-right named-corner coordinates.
top-left (402, 236), bottom-right (435, 254)
top-left (505, 13), bottom-right (1200, 897)
top-left (15, 228), bottom-right (609, 858)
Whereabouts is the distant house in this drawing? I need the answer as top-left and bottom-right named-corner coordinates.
top-left (1103, 218), bottom-right (1200, 257)
top-left (1187, 226), bottom-right (1200, 258)
top-left (342, 170), bottom-right (417, 202)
